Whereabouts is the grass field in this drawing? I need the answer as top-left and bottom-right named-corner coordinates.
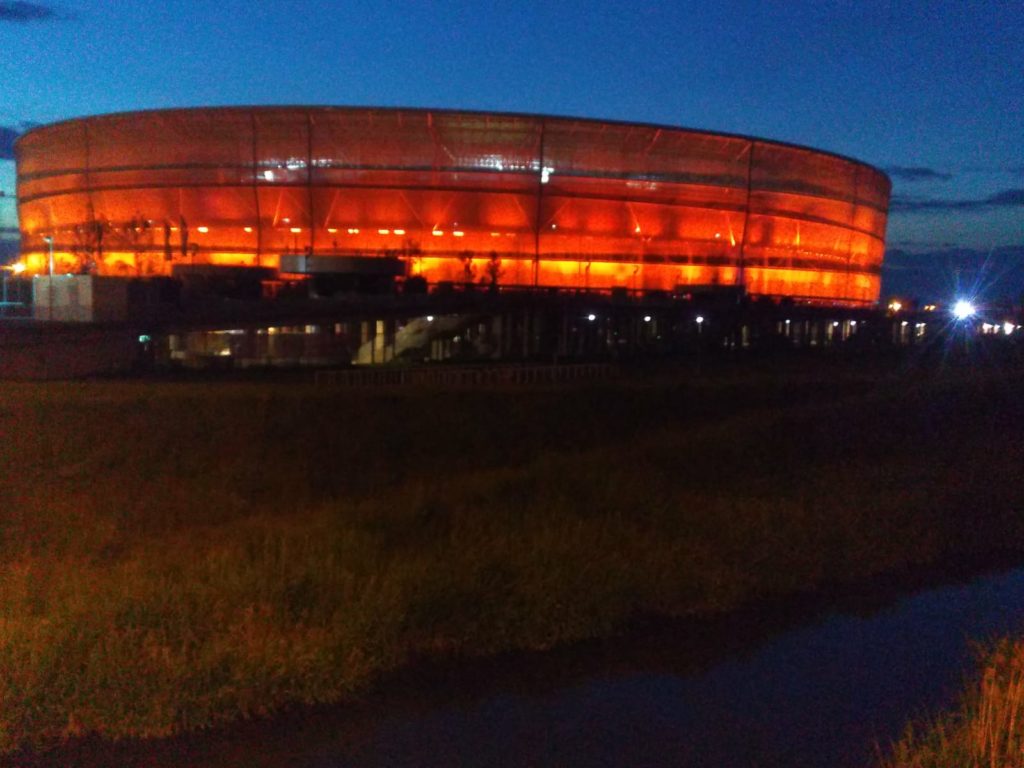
top-left (3, 351), bottom-right (1024, 752)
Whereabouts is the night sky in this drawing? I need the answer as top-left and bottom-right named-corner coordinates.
top-left (1, 0), bottom-right (1021, 302)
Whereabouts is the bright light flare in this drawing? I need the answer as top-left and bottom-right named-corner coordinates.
top-left (952, 300), bottom-right (976, 320)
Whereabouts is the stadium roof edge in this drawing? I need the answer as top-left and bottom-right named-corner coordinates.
top-left (13, 105), bottom-right (891, 188)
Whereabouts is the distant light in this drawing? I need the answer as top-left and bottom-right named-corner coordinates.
top-left (551, 223), bottom-right (557, 230)
top-left (9, 262), bottom-right (26, 274)
top-left (426, 315), bottom-right (434, 322)
top-left (540, 166), bottom-right (553, 184)
top-left (850, 320), bottom-right (857, 327)
top-left (290, 227), bottom-right (302, 233)
top-left (263, 170), bottom-right (275, 181)
top-left (901, 320), bottom-right (908, 327)
top-left (635, 224), bottom-right (642, 234)
top-left (393, 229), bottom-right (406, 236)
top-left (490, 232), bottom-right (501, 237)
top-left (643, 315), bottom-right (652, 323)
top-left (587, 313), bottom-right (596, 322)
top-left (453, 230), bottom-right (465, 237)
top-left (832, 321), bottom-right (839, 327)
top-left (196, 226), bottom-right (209, 233)
top-left (138, 334), bottom-right (151, 343)
top-left (953, 300), bottom-right (976, 320)
top-left (282, 218), bottom-right (290, 224)
top-left (1005, 322), bottom-right (1016, 335)
top-left (695, 315), bottom-right (704, 325)
top-left (347, 228), bottom-right (359, 234)
top-left (714, 232), bottom-right (721, 239)
top-left (432, 230), bottom-right (444, 236)
top-left (327, 227), bottom-right (338, 234)
top-left (889, 300), bottom-right (902, 313)
top-left (244, 226), bottom-right (254, 233)
top-left (378, 229), bottom-right (390, 235)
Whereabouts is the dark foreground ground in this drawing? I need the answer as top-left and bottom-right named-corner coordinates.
top-left (2, 344), bottom-right (1024, 757)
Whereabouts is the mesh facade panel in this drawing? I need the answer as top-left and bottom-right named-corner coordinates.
top-left (15, 107), bottom-right (890, 304)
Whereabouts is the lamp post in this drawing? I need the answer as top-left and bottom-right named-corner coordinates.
top-left (42, 235), bottom-right (54, 321)
top-left (0, 191), bottom-right (16, 316)
top-left (43, 235), bottom-right (54, 275)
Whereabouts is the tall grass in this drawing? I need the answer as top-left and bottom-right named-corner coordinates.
top-left (3, 359), bottom-right (1024, 752)
top-left (882, 638), bottom-right (1024, 767)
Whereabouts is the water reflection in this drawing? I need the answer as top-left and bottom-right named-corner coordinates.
top-left (23, 564), bottom-right (1024, 768)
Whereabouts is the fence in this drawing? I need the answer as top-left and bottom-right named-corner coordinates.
top-left (314, 362), bottom-right (616, 388)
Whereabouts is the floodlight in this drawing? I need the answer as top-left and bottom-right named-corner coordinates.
top-left (952, 300), bottom-right (975, 320)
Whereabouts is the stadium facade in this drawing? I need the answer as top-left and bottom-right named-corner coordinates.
top-left (14, 107), bottom-right (890, 306)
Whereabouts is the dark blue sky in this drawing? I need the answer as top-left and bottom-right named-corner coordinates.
top-left (1, 0), bottom-right (1021, 300)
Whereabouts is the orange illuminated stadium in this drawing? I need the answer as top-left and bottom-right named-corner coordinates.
top-left (14, 107), bottom-right (890, 304)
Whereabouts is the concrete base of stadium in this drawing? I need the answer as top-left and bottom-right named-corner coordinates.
top-left (2, 276), bottom-right (961, 379)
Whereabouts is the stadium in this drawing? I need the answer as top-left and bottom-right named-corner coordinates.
top-left (14, 107), bottom-right (890, 305)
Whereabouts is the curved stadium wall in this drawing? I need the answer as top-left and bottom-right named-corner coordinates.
top-left (15, 107), bottom-right (890, 304)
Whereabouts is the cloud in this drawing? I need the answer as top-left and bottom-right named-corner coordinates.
top-left (987, 189), bottom-right (1024, 206)
top-left (0, 125), bottom-right (17, 160)
top-left (888, 239), bottom-right (958, 250)
top-left (0, 1), bottom-right (62, 22)
top-left (0, 120), bottom-right (40, 160)
top-left (890, 188), bottom-right (1024, 213)
top-left (882, 245), bottom-right (1024, 301)
top-left (886, 166), bottom-right (953, 183)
